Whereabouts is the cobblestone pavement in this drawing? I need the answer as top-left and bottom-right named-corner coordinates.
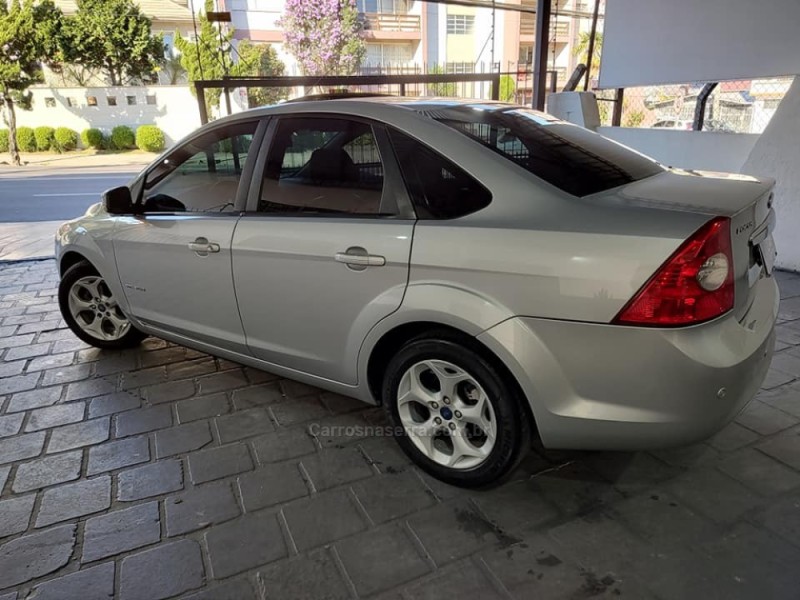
top-left (1, 260), bottom-right (800, 600)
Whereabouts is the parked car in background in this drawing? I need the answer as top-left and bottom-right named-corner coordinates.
top-left (56, 97), bottom-right (779, 487)
top-left (651, 119), bottom-right (694, 130)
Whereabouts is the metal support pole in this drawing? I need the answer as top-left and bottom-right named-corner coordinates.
top-left (224, 85), bottom-right (233, 117)
top-left (196, 83), bottom-right (209, 125)
top-left (583, 0), bottom-right (601, 91)
top-left (611, 88), bottom-right (624, 126)
top-left (532, 0), bottom-right (551, 110)
top-left (400, 83), bottom-right (406, 96)
top-left (491, 73), bottom-right (500, 100)
top-left (693, 82), bottom-right (718, 131)
top-left (490, 0), bottom-right (496, 70)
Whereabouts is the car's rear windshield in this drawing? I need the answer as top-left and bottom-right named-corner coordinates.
top-left (412, 103), bottom-right (663, 197)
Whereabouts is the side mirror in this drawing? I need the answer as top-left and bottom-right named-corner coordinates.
top-left (103, 186), bottom-right (133, 215)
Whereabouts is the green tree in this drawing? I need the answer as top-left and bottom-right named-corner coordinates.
top-left (161, 54), bottom-right (187, 85)
top-left (175, 0), bottom-right (232, 109)
top-left (62, 0), bottom-right (163, 86)
top-left (0, 0), bottom-right (62, 166)
top-left (574, 31), bottom-right (603, 80)
top-left (235, 40), bottom-right (287, 107)
top-left (426, 65), bottom-right (456, 97)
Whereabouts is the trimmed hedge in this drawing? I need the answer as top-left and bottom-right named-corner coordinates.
top-left (135, 125), bottom-right (165, 152)
top-left (81, 128), bottom-right (105, 150)
top-left (110, 125), bottom-right (135, 150)
top-left (54, 127), bottom-right (79, 152)
top-left (34, 126), bottom-right (55, 151)
top-left (0, 129), bottom-right (8, 153)
top-left (16, 127), bottom-right (36, 152)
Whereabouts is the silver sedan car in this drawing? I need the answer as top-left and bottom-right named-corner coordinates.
top-left (56, 97), bottom-right (778, 487)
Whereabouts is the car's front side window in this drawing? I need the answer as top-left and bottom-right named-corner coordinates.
top-left (258, 117), bottom-right (391, 216)
top-left (141, 121), bottom-right (258, 214)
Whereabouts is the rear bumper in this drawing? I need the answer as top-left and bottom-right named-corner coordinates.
top-left (477, 276), bottom-right (779, 450)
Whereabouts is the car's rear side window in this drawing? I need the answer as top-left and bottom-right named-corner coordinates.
top-left (415, 105), bottom-right (663, 197)
top-left (387, 128), bottom-right (491, 219)
top-left (259, 117), bottom-right (389, 216)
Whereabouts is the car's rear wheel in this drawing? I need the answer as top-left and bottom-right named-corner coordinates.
top-left (382, 332), bottom-right (531, 488)
top-left (58, 261), bottom-right (146, 349)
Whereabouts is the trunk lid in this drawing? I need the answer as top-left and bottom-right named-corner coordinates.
top-left (618, 169), bottom-right (776, 321)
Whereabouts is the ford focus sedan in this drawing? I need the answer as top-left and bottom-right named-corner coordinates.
top-left (55, 97), bottom-right (778, 487)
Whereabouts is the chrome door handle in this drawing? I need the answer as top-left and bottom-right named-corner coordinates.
top-left (188, 237), bottom-right (220, 254)
top-left (335, 253), bottom-right (385, 267)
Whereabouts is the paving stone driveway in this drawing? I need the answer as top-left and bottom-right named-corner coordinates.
top-left (1, 260), bottom-right (800, 599)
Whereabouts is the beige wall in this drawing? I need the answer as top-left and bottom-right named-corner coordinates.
top-left (15, 86), bottom-right (200, 146)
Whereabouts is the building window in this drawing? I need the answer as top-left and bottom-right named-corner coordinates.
top-left (66, 97), bottom-right (78, 108)
top-left (146, 95), bottom-right (157, 106)
top-left (445, 62), bottom-right (475, 74)
top-left (44, 97), bottom-right (56, 108)
top-left (87, 96), bottom-right (98, 107)
top-left (127, 96), bottom-right (137, 106)
top-left (365, 43), bottom-right (413, 66)
top-left (357, 0), bottom-right (408, 13)
top-left (107, 96), bottom-right (117, 106)
top-left (446, 14), bottom-right (474, 34)
top-left (162, 32), bottom-right (175, 57)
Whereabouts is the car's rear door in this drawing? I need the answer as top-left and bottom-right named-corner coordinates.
top-left (114, 119), bottom-right (265, 353)
top-left (231, 115), bottom-right (415, 384)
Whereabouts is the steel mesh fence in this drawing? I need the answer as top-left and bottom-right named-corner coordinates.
top-left (610, 77), bottom-right (794, 133)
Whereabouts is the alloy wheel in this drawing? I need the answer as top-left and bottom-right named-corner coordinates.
top-left (67, 275), bottom-right (131, 342)
top-left (396, 359), bottom-right (497, 470)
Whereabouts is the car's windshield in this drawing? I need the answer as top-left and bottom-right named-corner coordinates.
top-left (412, 103), bottom-right (663, 197)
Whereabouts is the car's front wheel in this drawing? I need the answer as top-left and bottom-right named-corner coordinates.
top-left (58, 261), bottom-right (146, 349)
top-left (382, 332), bottom-right (532, 488)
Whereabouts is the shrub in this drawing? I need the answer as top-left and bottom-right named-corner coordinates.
top-left (499, 75), bottom-right (516, 103)
top-left (0, 129), bottom-right (9, 153)
top-left (135, 125), bottom-right (165, 152)
top-left (81, 128), bottom-right (105, 150)
top-left (110, 125), bottom-right (135, 150)
top-left (54, 127), bottom-right (79, 152)
top-left (34, 126), bottom-right (55, 151)
top-left (16, 127), bottom-right (36, 152)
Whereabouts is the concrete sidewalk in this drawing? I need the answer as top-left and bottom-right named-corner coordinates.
top-left (0, 150), bottom-right (156, 173)
top-left (0, 222), bottom-right (60, 262)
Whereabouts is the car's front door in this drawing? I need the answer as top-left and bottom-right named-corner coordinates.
top-left (114, 120), bottom-right (264, 352)
top-left (232, 115), bottom-right (415, 384)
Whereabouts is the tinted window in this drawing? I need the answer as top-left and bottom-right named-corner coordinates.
top-left (143, 121), bottom-right (257, 213)
top-left (388, 128), bottom-right (491, 219)
top-left (415, 104), bottom-right (663, 197)
top-left (259, 117), bottom-right (388, 216)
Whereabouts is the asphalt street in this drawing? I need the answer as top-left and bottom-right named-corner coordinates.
top-left (0, 167), bottom-right (140, 222)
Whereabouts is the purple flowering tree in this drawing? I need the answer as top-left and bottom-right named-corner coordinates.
top-left (278, 0), bottom-right (366, 76)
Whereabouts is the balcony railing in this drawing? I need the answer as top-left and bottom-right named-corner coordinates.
top-left (519, 19), bottom-right (570, 40)
top-left (360, 13), bottom-right (421, 32)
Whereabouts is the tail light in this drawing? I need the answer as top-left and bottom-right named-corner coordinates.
top-left (613, 217), bottom-right (734, 326)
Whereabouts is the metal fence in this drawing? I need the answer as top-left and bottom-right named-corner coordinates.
top-left (195, 72), bottom-right (502, 124)
top-left (596, 76), bottom-right (794, 133)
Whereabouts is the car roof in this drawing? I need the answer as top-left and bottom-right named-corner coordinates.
top-left (216, 96), bottom-right (551, 125)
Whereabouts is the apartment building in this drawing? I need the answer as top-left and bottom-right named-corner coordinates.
top-left (223, 0), bottom-right (597, 88)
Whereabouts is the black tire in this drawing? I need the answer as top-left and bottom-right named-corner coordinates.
top-left (58, 260), bottom-right (147, 350)
top-left (382, 330), bottom-right (532, 488)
